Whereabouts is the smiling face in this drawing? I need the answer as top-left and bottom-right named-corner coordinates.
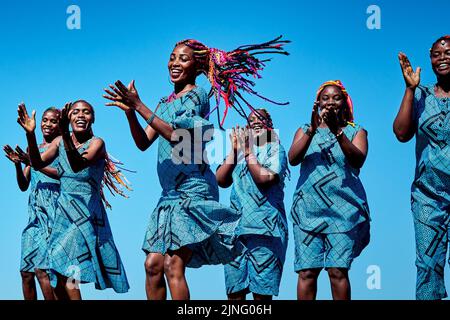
top-left (41, 110), bottom-right (60, 139)
top-left (168, 44), bottom-right (197, 84)
top-left (69, 101), bottom-right (94, 133)
top-left (430, 39), bottom-right (450, 78)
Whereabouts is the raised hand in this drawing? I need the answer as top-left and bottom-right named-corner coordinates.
top-left (398, 52), bottom-right (421, 89)
top-left (230, 125), bottom-right (241, 153)
top-left (322, 107), bottom-right (340, 134)
top-left (17, 103), bottom-right (36, 133)
top-left (59, 102), bottom-right (72, 134)
top-left (15, 145), bottom-right (31, 166)
top-left (311, 101), bottom-right (321, 132)
top-left (104, 80), bottom-right (142, 111)
top-left (4, 145), bottom-right (21, 164)
top-left (239, 125), bottom-right (254, 155)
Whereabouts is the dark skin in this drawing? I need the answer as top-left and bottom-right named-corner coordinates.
top-left (288, 85), bottom-right (368, 300)
top-left (288, 86), bottom-right (368, 170)
top-left (4, 109), bottom-right (60, 300)
top-left (104, 44), bottom-right (200, 301)
top-left (216, 110), bottom-right (279, 301)
top-left (17, 101), bottom-right (106, 300)
top-left (394, 39), bottom-right (450, 142)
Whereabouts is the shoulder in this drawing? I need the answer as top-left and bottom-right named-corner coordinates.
top-left (52, 136), bottom-right (63, 147)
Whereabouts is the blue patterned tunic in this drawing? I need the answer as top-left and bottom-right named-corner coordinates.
top-left (290, 124), bottom-right (371, 235)
top-left (20, 145), bottom-right (59, 272)
top-left (142, 86), bottom-right (242, 268)
top-left (49, 138), bottom-right (129, 293)
top-left (410, 84), bottom-right (450, 300)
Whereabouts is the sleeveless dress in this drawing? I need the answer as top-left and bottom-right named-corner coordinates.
top-left (223, 141), bottom-right (289, 296)
top-left (410, 84), bottom-right (450, 300)
top-left (48, 138), bottom-right (129, 293)
top-left (20, 145), bottom-right (59, 272)
top-left (290, 124), bottom-right (370, 271)
top-left (142, 86), bottom-right (242, 268)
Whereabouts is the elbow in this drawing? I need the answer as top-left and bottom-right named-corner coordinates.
top-left (288, 156), bottom-right (300, 167)
top-left (394, 131), bottom-right (413, 143)
top-left (216, 176), bottom-right (232, 189)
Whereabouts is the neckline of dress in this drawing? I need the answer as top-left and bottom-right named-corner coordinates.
top-left (167, 85), bottom-right (198, 103)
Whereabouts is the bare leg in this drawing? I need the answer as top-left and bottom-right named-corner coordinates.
top-left (56, 273), bottom-right (82, 300)
top-left (53, 278), bottom-right (70, 300)
top-left (227, 290), bottom-right (247, 300)
top-left (20, 271), bottom-right (37, 300)
top-left (144, 253), bottom-right (166, 300)
top-left (297, 268), bottom-right (321, 300)
top-left (164, 247), bottom-right (192, 300)
top-left (328, 268), bottom-right (351, 300)
top-left (35, 269), bottom-right (55, 300)
top-left (253, 293), bottom-right (272, 301)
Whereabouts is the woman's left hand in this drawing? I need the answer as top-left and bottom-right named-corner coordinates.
top-left (322, 107), bottom-right (340, 135)
top-left (105, 80), bottom-right (143, 110)
top-left (59, 102), bottom-right (72, 135)
top-left (15, 145), bottom-right (31, 166)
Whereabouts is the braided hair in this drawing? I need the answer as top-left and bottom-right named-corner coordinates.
top-left (175, 36), bottom-right (290, 129)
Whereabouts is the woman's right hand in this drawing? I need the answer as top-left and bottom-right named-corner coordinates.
top-left (230, 125), bottom-right (240, 153)
top-left (398, 52), bottom-right (421, 89)
top-left (17, 103), bottom-right (36, 133)
top-left (103, 80), bottom-right (141, 112)
top-left (310, 101), bottom-right (321, 132)
top-left (15, 145), bottom-right (31, 166)
top-left (3, 145), bottom-right (21, 164)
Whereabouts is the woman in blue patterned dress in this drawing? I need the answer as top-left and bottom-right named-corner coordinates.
top-left (216, 109), bottom-right (288, 300)
top-left (4, 107), bottom-right (60, 300)
top-left (394, 36), bottom-right (450, 300)
top-left (17, 101), bottom-right (129, 299)
top-left (288, 80), bottom-right (370, 300)
top-left (103, 42), bottom-right (242, 300)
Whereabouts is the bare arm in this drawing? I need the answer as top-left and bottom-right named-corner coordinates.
top-left (4, 145), bottom-right (31, 191)
top-left (335, 129), bottom-right (368, 169)
top-left (288, 127), bottom-right (315, 166)
top-left (393, 52), bottom-right (421, 142)
top-left (216, 127), bottom-right (241, 188)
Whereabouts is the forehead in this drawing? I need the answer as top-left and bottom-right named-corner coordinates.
top-left (432, 39), bottom-right (450, 51)
top-left (71, 102), bottom-right (93, 111)
top-left (42, 110), bottom-right (59, 118)
top-left (249, 110), bottom-right (268, 120)
top-left (320, 85), bottom-right (343, 96)
top-left (171, 44), bottom-right (194, 56)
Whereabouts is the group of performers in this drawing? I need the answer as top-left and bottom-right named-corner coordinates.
top-left (4, 35), bottom-right (449, 300)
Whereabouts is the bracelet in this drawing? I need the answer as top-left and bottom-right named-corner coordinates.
top-left (305, 127), bottom-right (316, 137)
top-left (146, 113), bottom-right (156, 125)
top-left (335, 130), bottom-right (344, 139)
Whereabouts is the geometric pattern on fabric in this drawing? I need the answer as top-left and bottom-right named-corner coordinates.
top-left (228, 142), bottom-right (289, 240)
top-left (142, 86), bottom-right (242, 268)
top-left (292, 222), bottom-right (370, 272)
top-left (224, 235), bottom-right (285, 296)
top-left (411, 84), bottom-right (450, 300)
top-left (290, 123), bottom-right (371, 234)
top-left (20, 145), bottom-right (60, 272)
top-left (48, 138), bottom-right (129, 293)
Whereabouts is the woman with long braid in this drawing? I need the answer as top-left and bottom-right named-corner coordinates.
top-left (104, 37), bottom-right (289, 300)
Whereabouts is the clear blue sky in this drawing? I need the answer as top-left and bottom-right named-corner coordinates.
top-left (0, 0), bottom-right (449, 300)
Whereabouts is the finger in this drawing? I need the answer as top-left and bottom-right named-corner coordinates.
top-left (109, 84), bottom-right (124, 97)
top-left (103, 89), bottom-right (118, 98)
top-left (31, 110), bottom-right (36, 121)
top-left (103, 94), bottom-right (120, 102)
top-left (128, 80), bottom-right (136, 90)
top-left (416, 67), bottom-right (421, 76)
top-left (115, 80), bottom-right (129, 94)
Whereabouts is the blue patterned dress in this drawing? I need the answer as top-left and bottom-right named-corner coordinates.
top-left (20, 145), bottom-right (59, 272)
top-left (290, 124), bottom-right (370, 271)
top-left (142, 86), bottom-right (242, 268)
top-left (223, 141), bottom-right (288, 296)
top-left (410, 84), bottom-right (450, 300)
top-left (48, 138), bottom-right (129, 293)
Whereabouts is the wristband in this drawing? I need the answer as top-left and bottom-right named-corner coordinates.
top-left (146, 113), bottom-right (156, 125)
top-left (335, 130), bottom-right (344, 139)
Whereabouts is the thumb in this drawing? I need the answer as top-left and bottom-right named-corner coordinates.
top-left (416, 67), bottom-right (421, 75)
top-left (31, 110), bottom-right (36, 121)
top-left (130, 80), bottom-right (136, 90)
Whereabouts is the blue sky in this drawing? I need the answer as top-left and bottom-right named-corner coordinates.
top-left (0, 0), bottom-right (449, 299)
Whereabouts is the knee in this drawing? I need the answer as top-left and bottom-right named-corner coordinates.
top-left (20, 272), bottom-right (35, 283)
top-left (164, 256), bottom-right (182, 280)
top-left (299, 269), bottom-right (320, 281)
top-left (144, 255), bottom-right (164, 278)
top-left (34, 269), bottom-right (49, 281)
top-left (327, 268), bottom-right (348, 281)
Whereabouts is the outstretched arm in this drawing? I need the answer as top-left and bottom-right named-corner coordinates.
top-left (393, 52), bottom-right (421, 142)
top-left (17, 103), bottom-right (59, 170)
top-left (4, 145), bottom-right (31, 191)
top-left (105, 80), bottom-right (176, 143)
